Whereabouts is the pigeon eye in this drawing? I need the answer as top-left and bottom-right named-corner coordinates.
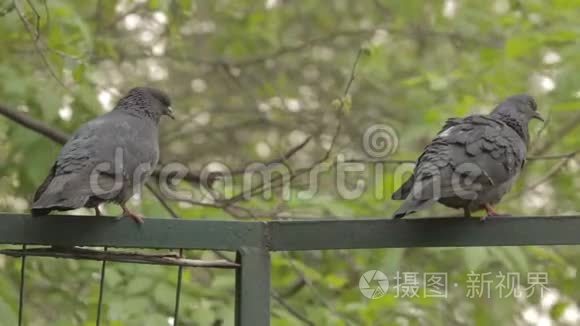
top-left (527, 99), bottom-right (537, 111)
top-left (161, 96), bottom-right (171, 107)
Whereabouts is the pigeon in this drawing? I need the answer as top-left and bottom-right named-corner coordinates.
top-left (31, 87), bottom-right (174, 223)
top-left (392, 94), bottom-right (543, 220)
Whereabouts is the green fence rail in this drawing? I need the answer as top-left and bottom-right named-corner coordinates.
top-left (1, 214), bottom-right (580, 325)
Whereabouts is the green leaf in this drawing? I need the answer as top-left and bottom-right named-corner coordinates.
top-left (324, 274), bottom-right (348, 289)
top-left (126, 276), bottom-right (154, 295)
top-left (0, 299), bottom-right (17, 326)
top-left (550, 302), bottom-right (568, 320)
top-left (506, 36), bottom-right (537, 58)
top-left (123, 297), bottom-right (150, 316)
top-left (73, 63), bottom-right (86, 82)
top-left (153, 283), bottom-right (175, 309)
top-left (149, 0), bottom-right (161, 10)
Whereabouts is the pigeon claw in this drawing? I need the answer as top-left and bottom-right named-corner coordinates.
top-left (481, 204), bottom-right (511, 221)
top-left (125, 211), bottom-right (144, 224)
top-left (484, 203), bottom-right (500, 216)
top-left (121, 205), bottom-right (144, 224)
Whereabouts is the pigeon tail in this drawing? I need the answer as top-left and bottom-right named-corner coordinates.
top-left (392, 175), bottom-right (414, 200)
top-left (31, 174), bottom-right (91, 215)
top-left (392, 198), bottom-right (434, 219)
top-left (31, 207), bottom-right (51, 216)
top-left (31, 193), bottom-right (88, 215)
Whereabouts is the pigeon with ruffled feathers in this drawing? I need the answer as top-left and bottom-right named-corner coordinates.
top-left (392, 94), bottom-right (543, 220)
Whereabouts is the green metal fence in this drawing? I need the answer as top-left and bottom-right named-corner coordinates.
top-left (1, 214), bottom-right (580, 325)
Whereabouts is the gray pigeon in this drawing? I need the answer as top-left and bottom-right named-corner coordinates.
top-left (31, 87), bottom-right (174, 223)
top-left (392, 94), bottom-right (543, 220)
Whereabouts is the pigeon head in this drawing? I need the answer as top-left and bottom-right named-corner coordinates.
top-left (116, 87), bottom-right (175, 122)
top-left (491, 94), bottom-right (543, 123)
top-left (490, 94), bottom-right (543, 144)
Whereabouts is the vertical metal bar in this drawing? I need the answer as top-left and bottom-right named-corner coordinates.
top-left (234, 247), bottom-right (271, 326)
top-left (18, 244), bottom-right (26, 326)
top-left (96, 247), bottom-right (108, 326)
top-left (173, 248), bottom-right (184, 326)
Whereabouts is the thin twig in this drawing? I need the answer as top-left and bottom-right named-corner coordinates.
top-left (14, 0), bottom-right (67, 89)
top-left (508, 150), bottom-right (579, 200)
top-left (0, 2), bottom-right (15, 17)
top-left (23, 0), bottom-right (40, 40)
top-left (222, 49), bottom-right (365, 205)
top-left (0, 247), bottom-right (239, 268)
top-left (280, 277), bottom-right (307, 298)
top-left (182, 28), bottom-right (375, 68)
top-left (271, 290), bottom-right (315, 325)
top-left (526, 155), bottom-right (576, 191)
top-left (158, 134), bottom-right (313, 187)
top-left (145, 182), bottom-right (180, 218)
top-left (228, 135), bottom-right (313, 175)
top-left (283, 252), bottom-right (359, 326)
top-left (342, 158), bottom-right (415, 164)
top-left (42, 0), bottom-right (49, 30)
top-left (528, 150), bottom-right (580, 161)
top-left (534, 113), bottom-right (580, 155)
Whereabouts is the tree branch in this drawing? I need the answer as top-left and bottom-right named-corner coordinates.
top-left (0, 104), bottom-right (68, 144)
top-left (0, 247), bottom-right (239, 268)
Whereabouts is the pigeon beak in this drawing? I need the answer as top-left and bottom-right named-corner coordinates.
top-left (532, 112), bottom-right (544, 122)
top-left (165, 106), bottom-right (175, 120)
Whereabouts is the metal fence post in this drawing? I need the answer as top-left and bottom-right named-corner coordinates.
top-left (235, 246), bottom-right (271, 326)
